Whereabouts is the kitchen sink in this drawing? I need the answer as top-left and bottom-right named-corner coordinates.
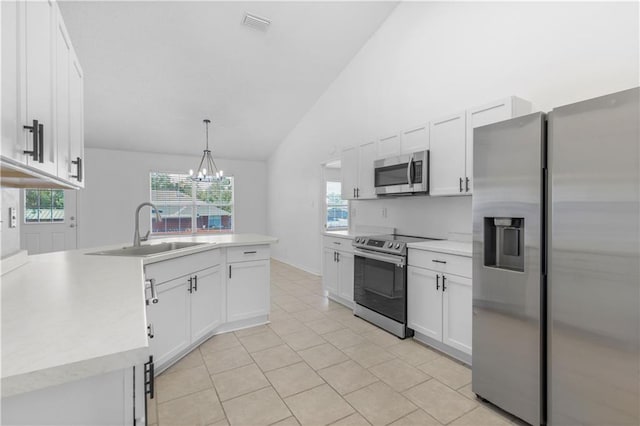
top-left (86, 242), bottom-right (208, 257)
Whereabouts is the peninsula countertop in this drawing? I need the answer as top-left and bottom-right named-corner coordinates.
top-left (1, 233), bottom-right (277, 398)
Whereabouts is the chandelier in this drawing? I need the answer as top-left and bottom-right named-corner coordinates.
top-left (189, 119), bottom-right (223, 181)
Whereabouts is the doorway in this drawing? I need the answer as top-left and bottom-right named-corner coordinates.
top-left (21, 189), bottom-right (78, 254)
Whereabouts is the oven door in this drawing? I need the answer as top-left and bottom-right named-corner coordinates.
top-left (353, 248), bottom-right (407, 323)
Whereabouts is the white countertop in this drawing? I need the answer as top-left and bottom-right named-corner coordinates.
top-left (407, 240), bottom-right (472, 257)
top-left (322, 230), bottom-right (355, 240)
top-left (1, 233), bottom-right (277, 397)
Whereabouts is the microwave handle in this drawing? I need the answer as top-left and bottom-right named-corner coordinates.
top-left (407, 153), bottom-right (414, 187)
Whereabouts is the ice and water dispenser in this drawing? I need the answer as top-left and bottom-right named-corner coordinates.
top-left (484, 217), bottom-right (524, 272)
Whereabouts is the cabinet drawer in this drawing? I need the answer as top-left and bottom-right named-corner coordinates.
top-left (226, 245), bottom-right (270, 263)
top-left (145, 248), bottom-right (222, 284)
top-left (323, 236), bottom-right (354, 253)
top-left (408, 249), bottom-right (471, 278)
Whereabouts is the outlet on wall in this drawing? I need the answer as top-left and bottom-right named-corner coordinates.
top-left (9, 207), bottom-right (17, 228)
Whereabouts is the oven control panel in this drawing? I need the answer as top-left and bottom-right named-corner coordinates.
top-left (353, 236), bottom-right (407, 255)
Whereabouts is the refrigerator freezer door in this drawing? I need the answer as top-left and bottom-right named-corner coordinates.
top-left (472, 112), bottom-right (545, 426)
top-left (549, 88), bottom-right (639, 426)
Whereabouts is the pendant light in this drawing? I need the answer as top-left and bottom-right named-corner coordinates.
top-left (189, 119), bottom-right (224, 181)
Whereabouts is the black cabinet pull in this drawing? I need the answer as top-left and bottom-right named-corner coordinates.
top-left (336, 252), bottom-right (340, 262)
top-left (436, 274), bottom-right (440, 290)
top-left (243, 251), bottom-right (257, 254)
top-left (442, 275), bottom-right (447, 292)
top-left (187, 277), bottom-right (193, 293)
top-left (353, 188), bottom-right (356, 198)
top-left (432, 259), bottom-right (447, 264)
top-left (144, 356), bottom-right (155, 399)
top-left (356, 187), bottom-right (359, 198)
top-left (465, 177), bottom-right (470, 192)
top-left (37, 123), bottom-right (44, 163)
top-left (147, 322), bottom-right (154, 339)
top-left (229, 265), bottom-right (232, 279)
top-left (459, 177), bottom-right (463, 192)
top-left (193, 275), bottom-right (198, 292)
top-left (23, 119), bottom-right (39, 161)
top-left (71, 157), bottom-right (83, 182)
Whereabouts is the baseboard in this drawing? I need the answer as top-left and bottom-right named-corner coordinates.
top-left (413, 331), bottom-right (472, 366)
top-left (270, 255), bottom-right (321, 276)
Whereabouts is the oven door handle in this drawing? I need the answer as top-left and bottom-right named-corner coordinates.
top-left (354, 248), bottom-right (406, 267)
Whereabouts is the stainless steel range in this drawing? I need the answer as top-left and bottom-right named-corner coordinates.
top-left (353, 234), bottom-right (438, 338)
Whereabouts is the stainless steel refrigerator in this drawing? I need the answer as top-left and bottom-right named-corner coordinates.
top-left (472, 87), bottom-right (639, 426)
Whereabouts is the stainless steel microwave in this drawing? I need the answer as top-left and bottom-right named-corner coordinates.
top-left (374, 150), bottom-right (429, 195)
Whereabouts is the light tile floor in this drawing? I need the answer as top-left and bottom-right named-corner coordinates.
top-left (151, 259), bottom-right (523, 426)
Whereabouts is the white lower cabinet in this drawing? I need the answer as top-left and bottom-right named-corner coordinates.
top-left (408, 248), bottom-right (472, 362)
top-left (227, 259), bottom-right (269, 322)
top-left (190, 265), bottom-right (225, 342)
top-left (322, 236), bottom-right (354, 307)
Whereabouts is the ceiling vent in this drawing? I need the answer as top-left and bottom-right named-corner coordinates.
top-left (242, 13), bottom-right (271, 32)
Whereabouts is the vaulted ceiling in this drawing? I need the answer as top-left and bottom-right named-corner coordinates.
top-left (58, 1), bottom-right (397, 160)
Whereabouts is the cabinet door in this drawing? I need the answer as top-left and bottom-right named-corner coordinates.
top-left (337, 251), bottom-right (354, 302)
top-left (323, 248), bottom-right (338, 294)
top-left (407, 266), bottom-right (442, 340)
top-left (190, 265), bottom-right (225, 343)
top-left (429, 112), bottom-right (466, 196)
top-left (442, 274), bottom-right (472, 355)
top-left (227, 260), bottom-right (269, 322)
top-left (357, 141), bottom-right (377, 199)
top-left (146, 278), bottom-right (190, 369)
top-left (1, 0), bottom-right (25, 164)
top-left (401, 126), bottom-right (429, 154)
top-left (340, 146), bottom-right (358, 200)
top-left (377, 134), bottom-right (400, 158)
top-left (22, 0), bottom-right (57, 175)
top-left (67, 54), bottom-right (84, 186)
top-left (54, 12), bottom-right (70, 181)
top-left (465, 97), bottom-right (527, 193)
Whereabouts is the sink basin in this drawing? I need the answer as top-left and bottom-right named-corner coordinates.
top-left (87, 242), bottom-right (207, 257)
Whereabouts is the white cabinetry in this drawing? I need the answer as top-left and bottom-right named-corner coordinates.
top-left (144, 249), bottom-right (224, 371)
top-left (407, 248), bottom-right (472, 363)
top-left (429, 112), bottom-right (467, 196)
top-left (341, 141), bottom-right (376, 200)
top-left (227, 245), bottom-right (270, 322)
top-left (429, 97), bottom-right (531, 196)
top-left (377, 134), bottom-right (401, 158)
top-left (401, 125), bottom-right (429, 154)
top-left (322, 236), bottom-right (354, 308)
top-left (1, 0), bottom-right (84, 188)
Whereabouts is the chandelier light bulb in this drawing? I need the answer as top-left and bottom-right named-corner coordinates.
top-left (202, 168), bottom-right (207, 176)
top-left (220, 170), bottom-right (224, 177)
top-left (189, 169), bottom-right (194, 176)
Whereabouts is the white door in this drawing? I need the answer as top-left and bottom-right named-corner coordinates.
top-left (429, 112), bottom-right (466, 196)
top-left (21, 188), bottom-right (77, 254)
top-left (340, 146), bottom-right (358, 200)
top-left (337, 251), bottom-right (354, 302)
top-left (190, 265), bottom-right (225, 343)
top-left (323, 248), bottom-right (339, 294)
top-left (357, 141), bottom-right (377, 199)
top-left (442, 273), bottom-right (473, 355)
top-left (407, 266), bottom-right (442, 340)
top-left (146, 277), bottom-right (190, 369)
top-left (227, 260), bottom-right (269, 322)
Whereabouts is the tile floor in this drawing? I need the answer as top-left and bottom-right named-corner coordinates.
top-left (150, 259), bottom-right (522, 426)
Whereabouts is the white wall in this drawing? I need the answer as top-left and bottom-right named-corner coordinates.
top-left (77, 148), bottom-right (267, 249)
top-left (267, 1), bottom-right (639, 274)
top-left (1, 188), bottom-right (21, 258)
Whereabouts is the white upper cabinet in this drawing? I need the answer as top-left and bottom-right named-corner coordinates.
top-left (465, 96), bottom-right (532, 193)
top-left (340, 146), bottom-right (359, 200)
top-left (377, 134), bottom-right (401, 158)
top-left (429, 112), bottom-right (466, 196)
top-left (68, 55), bottom-right (84, 186)
top-left (341, 141), bottom-right (377, 200)
top-left (401, 125), bottom-right (429, 154)
top-left (1, 0), bottom-right (84, 188)
top-left (357, 141), bottom-right (377, 199)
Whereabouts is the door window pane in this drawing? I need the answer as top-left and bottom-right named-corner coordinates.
top-left (24, 189), bottom-right (64, 223)
top-left (326, 181), bottom-right (348, 230)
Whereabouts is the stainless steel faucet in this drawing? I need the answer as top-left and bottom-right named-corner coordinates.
top-left (133, 202), bottom-right (162, 247)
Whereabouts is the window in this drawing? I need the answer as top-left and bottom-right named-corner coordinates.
top-left (24, 189), bottom-right (64, 223)
top-left (326, 181), bottom-right (348, 230)
top-left (150, 172), bottom-right (234, 235)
